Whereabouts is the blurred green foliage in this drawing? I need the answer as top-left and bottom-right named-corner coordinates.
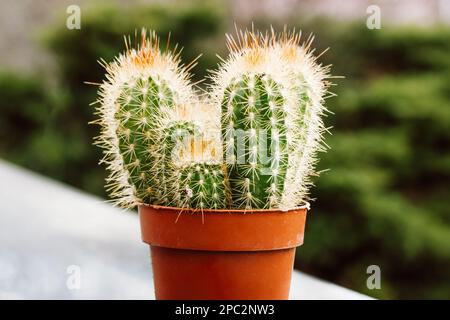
top-left (0, 2), bottom-right (449, 299)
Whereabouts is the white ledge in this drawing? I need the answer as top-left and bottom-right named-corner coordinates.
top-left (0, 160), bottom-right (371, 300)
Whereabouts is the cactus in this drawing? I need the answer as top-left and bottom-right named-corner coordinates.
top-left (219, 73), bottom-right (289, 209)
top-left (177, 162), bottom-right (226, 209)
top-left (165, 117), bottom-right (226, 209)
top-left (94, 29), bottom-right (197, 207)
top-left (94, 28), bottom-right (330, 210)
top-left (155, 120), bottom-right (201, 206)
top-left (211, 29), bottom-right (330, 209)
top-left (275, 31), bottom-right (331, 208)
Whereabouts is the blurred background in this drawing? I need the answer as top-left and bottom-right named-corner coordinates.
top-left (0, 0), bottom-right (449, 299)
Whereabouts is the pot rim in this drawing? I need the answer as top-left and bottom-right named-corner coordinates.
top-left (139, 202), bottom-right (310, 214)
top-left (139, 204), bottom-right (308, 251)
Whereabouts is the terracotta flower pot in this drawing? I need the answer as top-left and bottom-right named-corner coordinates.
top-left (139, 204), bottom-right (308, 300)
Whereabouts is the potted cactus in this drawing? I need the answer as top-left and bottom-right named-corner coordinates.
top-left (93, 28), bottom-right (331, 300)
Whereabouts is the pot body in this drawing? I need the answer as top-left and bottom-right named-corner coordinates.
top-left (139, 205), bottom-right (307, 300)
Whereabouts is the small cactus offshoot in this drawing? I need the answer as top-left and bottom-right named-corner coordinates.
top-left (94, 28), bottom-right (331, 210)
top-left (178, 162), bottom-right (226, 210)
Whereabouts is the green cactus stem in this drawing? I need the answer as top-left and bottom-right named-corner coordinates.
top-left (115, 75), bottom-right (177, 204)
top-left (94, 29), bottom-right (195, 207)
top-left (177, 162), bottom-right (226, 209)
top-left (221, 73), bottom-right (288, 209)
top-left (157, 120), bottom-right (200, 206)
top-left (211, 29), bottom-right (331, 210)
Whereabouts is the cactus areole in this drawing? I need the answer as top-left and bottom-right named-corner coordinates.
top-left (94, 28), bottom-right (332, 299)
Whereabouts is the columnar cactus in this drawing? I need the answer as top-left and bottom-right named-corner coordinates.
top-left (218, 73), bottom-right (289, 209)
top-left (211, 30), bottom-right (330, 210)
top-left (277, 33), bottom-right (331, 208)
top-left (94, 28), bottom-right (330, 211)
top-left (95, 29), bottom-right (197, 207)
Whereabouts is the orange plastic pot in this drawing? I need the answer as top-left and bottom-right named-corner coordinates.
top-left (139, 204), bottom-right (308, 300)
